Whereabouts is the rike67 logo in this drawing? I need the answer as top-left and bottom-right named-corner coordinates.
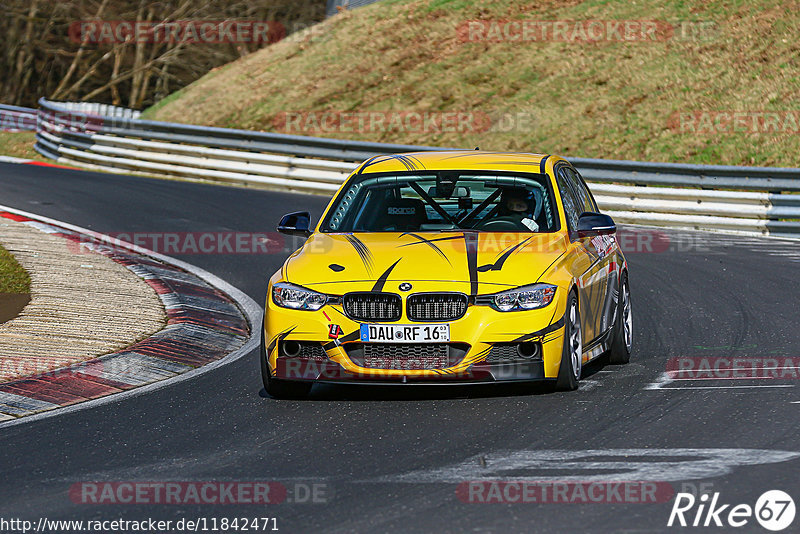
top-left (668, 490), bottom-right (795, 531)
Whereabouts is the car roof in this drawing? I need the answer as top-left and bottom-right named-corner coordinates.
top-left (356, 151), bottom-right (567, 175)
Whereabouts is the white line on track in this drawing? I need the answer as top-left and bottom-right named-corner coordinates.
top-left (667, 367), bottom-right (800, 373)
top-left (667, 376), bottom-right (799, 381)
top-left (654, 385), bottom-right (794, 390)
top-left (0, 203), bottom-right (262, 430)
top-left (578, 379), bottom-right (601, 391)
top-left (380, 449), bottom-right (800, 483)
top-left (644, 371), bottom-right (797, 391)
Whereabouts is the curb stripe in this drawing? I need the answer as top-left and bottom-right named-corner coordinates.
top-left (0, 212), bottom-right (32, 222)
top-left (0, 205), bottom-right (259, 425)
top-left (0, 157), bottom-right (76, 170)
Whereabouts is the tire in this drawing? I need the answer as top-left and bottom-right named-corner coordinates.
top-left (607, 272), bottom-right (633, 365)
top-left (260, 320), bottom-right (312, 399)
top-left (556, 292), bottom-right (582, 391)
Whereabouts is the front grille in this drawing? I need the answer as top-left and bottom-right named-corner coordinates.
top-left (343, 292), bottom-right (401, 322)
top-left (345, 343), bottom-right (468, 370)
top-left (364, 344), bottom-right (448, 370)
top-left (407, 293), bottom-right (468, 321)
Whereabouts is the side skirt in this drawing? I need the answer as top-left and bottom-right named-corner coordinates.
top-left (582, 327), bottom-right (614, 363)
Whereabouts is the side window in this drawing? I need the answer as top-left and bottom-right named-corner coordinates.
top-left (555, 167), bottom-right (581, 232)
top-left (563, 167), bottom-right (596, 214)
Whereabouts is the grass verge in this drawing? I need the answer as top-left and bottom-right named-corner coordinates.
top-left (0, 132), bottom-right (42, 161)
top-left (0, 243), bottom-right (31, 294)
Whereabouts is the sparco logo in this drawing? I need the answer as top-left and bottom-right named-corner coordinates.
top-left (668, 490), bottom-right (795, 531)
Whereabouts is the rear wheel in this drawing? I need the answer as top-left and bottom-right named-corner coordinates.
top-left (556, 292), bottom-right (582, 391)
top-left (607, 272), bottom-right (633, 364)
top-left (260, 320), bottom-right (312, 399)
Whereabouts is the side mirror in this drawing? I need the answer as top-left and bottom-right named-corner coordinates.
top-left (277, 211), bottom-right (312, 237)
top-left (576, 212), bottom-right (616, 238)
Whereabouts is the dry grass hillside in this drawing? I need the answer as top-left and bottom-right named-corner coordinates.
top-left (145, 0), bottom-right (800, 166)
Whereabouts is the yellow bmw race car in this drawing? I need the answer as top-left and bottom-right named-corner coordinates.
top-left (261, 151), bottom-right (632, 397)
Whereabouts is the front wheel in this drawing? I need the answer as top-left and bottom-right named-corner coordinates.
top-left (607, 272), bottom-right (633, 364)
top-left (556, 292), bottom-right (582, 391)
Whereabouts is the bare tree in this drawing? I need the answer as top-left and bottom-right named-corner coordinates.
top-left (0, 0), bottom-right (325, 108)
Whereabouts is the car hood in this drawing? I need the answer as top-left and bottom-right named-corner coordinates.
top-left (284, 232), bottom-right (568, 294)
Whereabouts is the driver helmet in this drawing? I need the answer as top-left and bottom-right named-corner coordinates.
top-left (500, 187), bottom-right (534, 216)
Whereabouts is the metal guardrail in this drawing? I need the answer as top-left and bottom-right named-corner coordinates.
top-left (39, 101), bottom-right (142, 120)
top-left (326, 0), bottom-right (386, 17)
top-left (23, 98), bottom-right (800, 238)
top-left (569, 157), bottom-right (800, 192)
top-left (0, 104), bottom-right (37, 131)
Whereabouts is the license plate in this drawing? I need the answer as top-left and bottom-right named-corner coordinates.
top-left (359, 324), bottom-right (450, 343)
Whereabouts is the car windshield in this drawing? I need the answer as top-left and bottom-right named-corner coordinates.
top-left (321, 172), bottom-right (559, 233)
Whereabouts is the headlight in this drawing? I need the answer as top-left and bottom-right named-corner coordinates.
top-left (491, 283), bottom-right (556, 311)
top-left (272, 282), bottom-right (328, 311)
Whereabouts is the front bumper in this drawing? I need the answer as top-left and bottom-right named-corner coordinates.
top-left (273, 358), bottom-right (548, 384)
top-left (264, 288), bottom-right (568, 384)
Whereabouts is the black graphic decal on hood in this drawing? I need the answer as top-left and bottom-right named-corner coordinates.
top-left (477, 236), bottom-right (533, 272)
top-left (344, 234), bottom-right (374, 276)
top-left (463, 231), bottom-right (480, 296)
top-left (398, 233), bottom-right (458, 265)
top-left (372, 258), bottom-right (402, 292)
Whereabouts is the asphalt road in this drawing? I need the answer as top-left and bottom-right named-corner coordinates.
top-left (1, 162), bottom-right (799, 533)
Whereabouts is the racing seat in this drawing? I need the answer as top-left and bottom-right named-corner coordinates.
top-left (374, 198), bottom-right (427, 231)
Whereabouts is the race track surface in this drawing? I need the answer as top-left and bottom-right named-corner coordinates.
top-left (1, 162), bottom-right (798, 533)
